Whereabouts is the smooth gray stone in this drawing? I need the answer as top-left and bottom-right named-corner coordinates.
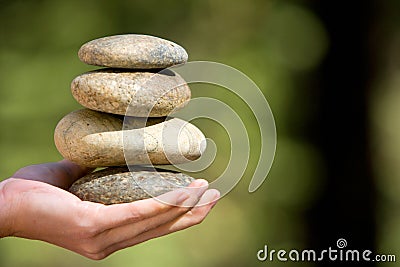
top-left (54, 109), bottom-right (206, 167)
top-left (78, 34), bottom-right (188, 69)
top-left (69, 167), bottom-right (194, 204)
top-left (71, 69), bottom-right (191, 117)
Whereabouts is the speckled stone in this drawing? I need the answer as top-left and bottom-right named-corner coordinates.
top-left (54, 109), bottom-right (206, 167)
top-left (71, 69), bottom-right (190, 117)
top-left (78, 35), bottom-right (188, 69)
top-left (69, 166), bottom-right (194, 204)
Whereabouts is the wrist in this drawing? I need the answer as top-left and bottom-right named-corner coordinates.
top-left (0, 178), bottom-right (16, 238)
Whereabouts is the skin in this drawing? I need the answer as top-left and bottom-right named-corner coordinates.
top-left (0, 159), bottom-right (219, 260)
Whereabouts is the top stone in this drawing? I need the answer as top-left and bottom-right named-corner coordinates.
top-left (78, 34), bottom-right (188, 69)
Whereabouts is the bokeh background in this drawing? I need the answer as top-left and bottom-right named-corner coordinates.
top-left (1, 0), bottom-right (400, 266)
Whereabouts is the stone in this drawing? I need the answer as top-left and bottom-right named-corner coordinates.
top-left (54, 109), bottom-right (206, 167)
top-left (71, 68), bottom-right (190, 117)
top-left (69, 166), bottom-right (195, 204)
top-left (78, 34), bottom-right (188, 69)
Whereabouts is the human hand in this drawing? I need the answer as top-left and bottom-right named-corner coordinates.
top-left (0, 160), bottom-right (219, 260)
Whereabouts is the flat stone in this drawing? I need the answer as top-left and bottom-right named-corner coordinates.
top-left (69, 166), bottom-right (194, 204)
top-left (78, 34), bottom-right (188, 69)
top-left (54, 109), bottom-right (206, 167)
top-left (71, 69), bottom-right (190, 117)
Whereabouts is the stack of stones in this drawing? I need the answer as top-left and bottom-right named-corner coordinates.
top-left (54, 34), bottom-right (205, 205)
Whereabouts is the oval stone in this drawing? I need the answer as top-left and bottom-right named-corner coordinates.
top-left (54, 109), bottom-right (206, 167)
top-left (78, 34), bottom-right (188, 69)
top-left (69, 166), bottom-right (195, 204)
top-left (71, 69), bottom-right (191, 117)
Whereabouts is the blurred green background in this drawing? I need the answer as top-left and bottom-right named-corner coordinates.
top-left (0, 0), bottom-right (399, 266)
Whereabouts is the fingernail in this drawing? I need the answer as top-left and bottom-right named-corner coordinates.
top-left (181, 195), bottom-right (197, 207)
top-left (198, 189), bottom-right (220, 206)
top-left (177, 191), bottom-right (191, 204)
top-left (205, 189), bottom-right (220, 202)
top-left (190, 179), bottom-right (208, 188)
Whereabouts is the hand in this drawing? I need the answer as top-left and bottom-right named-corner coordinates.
top-left (0, 160), bottom-right (219, 260)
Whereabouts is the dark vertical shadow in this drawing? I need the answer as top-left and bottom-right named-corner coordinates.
top-left (306, 0), bottom-right (377, 266)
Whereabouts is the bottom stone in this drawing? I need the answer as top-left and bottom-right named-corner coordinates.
top-left (69, 166), bottom-right (194, 205)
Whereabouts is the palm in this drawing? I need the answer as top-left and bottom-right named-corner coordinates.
top-left (1, 160), bottom-right (219, 259)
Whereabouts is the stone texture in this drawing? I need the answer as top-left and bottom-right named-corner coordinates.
top-left (54, 109), bottom-right (206, 167)
top-left (69, 166), bottom-right (194, 204)
top-left (78, 34), bottom-right (188, 69)
top-left (71, 69), bottom-right (190, 117)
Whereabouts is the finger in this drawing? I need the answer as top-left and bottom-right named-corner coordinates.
top-left (99, 189), bottom-right (220, 258)
top-left (92, 180), bottom-right (209, 251)
top-left (153, 189), bottom-right (220, 233)
top-left (94, 189), bottom-right (203, 249)
top-left (93, 179), bottom-right (209, 231)
top-left (12, 159), bottom-right (93, 189)
top-left (57, 159), bottom-right (94, 185)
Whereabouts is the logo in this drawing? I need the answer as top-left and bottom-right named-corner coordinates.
top-left (122, 61), bottom-right (277, 205)
top-left (257, 238), bottom-right (396, 263)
